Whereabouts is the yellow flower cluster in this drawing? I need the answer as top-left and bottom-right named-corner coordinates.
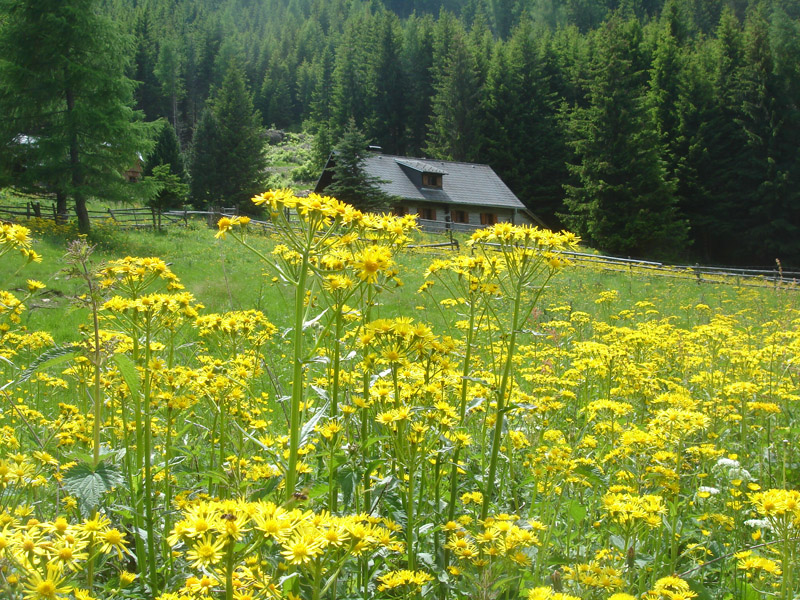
top-left (0, 512), bottom-right (128, 598)
top-left (750, 489), bottom-right (800, 526)
top-left (167, 499), bottom-right (404, 596)
top-left (527, 586), bottom-right (581, 600)
top-left (375, 569), bottom-right (433, 592)
top-left (445, 515), bottom-right (543, 566)
top-left (642, 575), bottom-right (697, 600)
top-left (602, 492), bottom-right (666, 528)
top-left (0, 222), bottom-right (41, 262)
top-left (98, 256), bottom-right (183, 292)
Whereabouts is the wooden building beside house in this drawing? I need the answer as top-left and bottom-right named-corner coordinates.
top-left (315, 152), bottom-right (542, 230)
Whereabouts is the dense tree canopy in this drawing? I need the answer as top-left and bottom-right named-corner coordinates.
top-left (3, 0), bottom-right (800, 264)
top-left (0, 0), bottom-right (154, 232)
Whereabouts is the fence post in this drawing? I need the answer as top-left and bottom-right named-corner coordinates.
top-left (32, 202), bottom-right (41, 218)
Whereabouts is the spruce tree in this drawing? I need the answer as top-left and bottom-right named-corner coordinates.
top-left (370, 13), bottom-right (408, 155)
top-left (144, 119), bottom-right (185, 179)
top-left (562, 14), bottom-right (688, 259)
top-left (326, 119), bottom-right (389, 212)
top-left (0, 0), bottom-right (154, 232)
top-left (426, 28), bottom-right (482, 161)
top-left (188, 66), bottom-right (266, 211)
top-left (188, 107), bottom-right (221, 208)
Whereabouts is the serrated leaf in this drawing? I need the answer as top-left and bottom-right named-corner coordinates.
top-left (338, 466), bottom-right (357, 509)
top-left (63, 461), bottom-right (123, 513)
top-left (299, 402), bottom-right (329, 447)
top-left (10, 344), bottom-right (82, 388)
top-left (112, 353), bottom-right (141, 399)
top-left (566, 499), bottom-right (587, 525)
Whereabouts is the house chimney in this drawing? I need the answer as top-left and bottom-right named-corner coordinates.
top-left (368, 145), bottom-right (383, 153)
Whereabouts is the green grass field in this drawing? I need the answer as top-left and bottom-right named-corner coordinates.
top-left (2, 208), bottom-right (799, 600)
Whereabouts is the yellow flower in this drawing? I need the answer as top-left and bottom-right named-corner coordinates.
top-left (280, 534), bottom-right (322, 564)
top-left (22, 564), bottom-right (72, 600)
top-left (185, 533), bottom-right (226, 568)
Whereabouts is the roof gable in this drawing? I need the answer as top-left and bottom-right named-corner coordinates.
top-left (361, 154), bottom-right (526, 211)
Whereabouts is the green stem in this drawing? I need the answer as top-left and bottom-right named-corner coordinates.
top-left (329, 310), bottom-right (343, 512)
top-left (143, 319), bottom-right (158, 593)
top-left (286, 250), bottom-right (310, 499)
top-left (481, 284), bottom-right (523, 521)
top-left (407, 450), bottom-right (416, 571)
top-left (225, 542), bottom-right (235, 600)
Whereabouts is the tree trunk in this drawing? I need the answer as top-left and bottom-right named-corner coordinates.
top-left (66, 81), bottom-right (90, 234)
top-left (75, 194), bottom-right (90, 233)
top-left (55, 192), bottom-right (68, 223)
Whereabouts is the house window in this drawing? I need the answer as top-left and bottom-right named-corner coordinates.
top-left (451, 210), bottom-right (468, 224)
top-left (393, 206), bottom-right (407, 217)
top-left (480, 213), bottom-right (497, 225)
top-left (419, 207), bottom-right (436, 220)
top-left (422, 173), bottom-right (442, 188)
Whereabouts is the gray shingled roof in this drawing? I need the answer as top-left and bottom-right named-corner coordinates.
top-left (362, 154), bottom-right (527, 210)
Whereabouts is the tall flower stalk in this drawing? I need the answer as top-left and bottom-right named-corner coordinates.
top-left (218, 189), bottom-right (416, 499)
top-left (465, 224), bottom-right (578, 520)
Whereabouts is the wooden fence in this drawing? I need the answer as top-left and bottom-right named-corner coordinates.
top-left (2, 200), bottom-right (797, 290)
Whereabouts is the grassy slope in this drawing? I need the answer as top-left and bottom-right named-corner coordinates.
top-left (8, 219), bottom-right (798, 347)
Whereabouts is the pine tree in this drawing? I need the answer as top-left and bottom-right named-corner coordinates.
top-left (188, 66), bottom-right (266, 211)
top-left (694, 7), bottom-right (752, 263)
top-left (739, 3), bottom-right (800, 264)
top-left (370, 12), bottom-right (408, 155)
top-left (562, 14), bottom-right (688, 259)
top-left (483, 21), bottom-right (568, 226)
top-left (188, 107), bottom-right (221, 208)
top-left (144, 119), bottom-right (185, 179)
top-left (326, 119), bottom-right (389, 212)
top-left (0, 0), bottom-right (155, 232)
top-left (426, 27), bottom-right (482, 161)
top-left (402, 14), bottom-right (436, 155)
top-left (154, 37), bottom-right (185, 137)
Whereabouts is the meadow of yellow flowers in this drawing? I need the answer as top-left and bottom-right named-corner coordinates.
top-left (0, 192), bottom-right (799, 600)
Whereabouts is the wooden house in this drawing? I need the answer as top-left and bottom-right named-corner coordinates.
top-left (315, 152), bottom-right (542, 229)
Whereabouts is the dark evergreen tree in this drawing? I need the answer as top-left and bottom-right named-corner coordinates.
top-left (693, 8), bottom-right (752, 263)
top-left (188, 66), bottom-right (266, 211)
top-left (562, 15), bottom-right (688, 259)
top-left (144, 119), bottom-right (185, 179)
top-left (738, 3), bottom-right (800, 264)
top-left (188, 107), bottom-right (221, 208)
top-left (483, 21), bottom-right (569, 227)
top-left (0, 0), bottom-right (155, 233)
top-left (326, 119), bottom-right (389, 211)
top-left (154, 37), bottom-right (185, 137)
top-left (426, 27), bottom-right (482, 161)
top-left (370, 12), bottom-right (408, 155)
top-left (649, 7), bottom-right (687, 198)
top-left (148, 164), bottom-right (189, 214)
top-left (402, 14), bottom-right (436, 155)
top-left (259, 56), bottom-right (295, 128)
top-left (329, 14), bottom-right (377, 136)
top-left (132, 11), bottom-right (163, 121)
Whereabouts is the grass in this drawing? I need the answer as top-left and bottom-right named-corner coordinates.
top-left (10, 217), bottom-right (798, 344)
top-left (3, 208), bottom-right (800, 600)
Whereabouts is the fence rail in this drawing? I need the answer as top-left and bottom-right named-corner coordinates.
top-left (2, 201), bottom-right (797, 290)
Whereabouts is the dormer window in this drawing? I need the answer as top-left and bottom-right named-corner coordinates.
top-left (422, 173), bottom-right (442, 188)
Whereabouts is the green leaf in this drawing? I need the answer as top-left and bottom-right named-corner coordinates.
top-left (112, 353), bottom-right (141, 399)
top-left (687, 579), bottom-right (713, 600)
top-left (13, 344), bottom-right (82, 387)
top-left (337, 466), bottom-right (358, 510)
top-left (566, 499), bottom-right (587, 525)
top-left (63, 461), bottom-right (124, 513)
